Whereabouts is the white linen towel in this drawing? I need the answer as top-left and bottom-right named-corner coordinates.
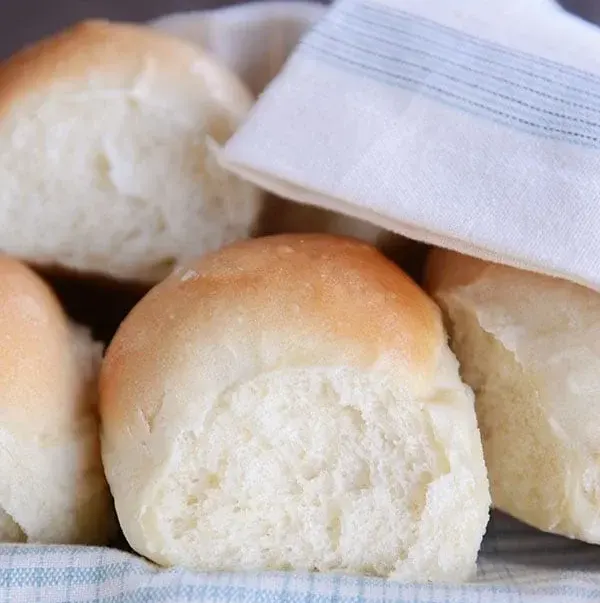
top-left (220, 0), bottom-right (600, 291)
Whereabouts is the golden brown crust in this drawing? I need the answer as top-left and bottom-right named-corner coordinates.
top-left (100, 234), bottom-right (444, 429)
top-left (0, 19), bottom-right (252, 120)
top-left (0, 256), bottom-right (73, 428)
top-left (0, 255), bottom-right (64, 320)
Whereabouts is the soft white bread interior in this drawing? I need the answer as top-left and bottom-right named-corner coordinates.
top-left (0, 20), bottom-right (261, 282)
top-left (425, 249), bottom-right (600, 543)
top-left (0, 256), bottom-right (115, 544)
top-left (99, 234), bottom-right (489, 581)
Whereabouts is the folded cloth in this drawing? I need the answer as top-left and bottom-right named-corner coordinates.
top-left (1, 514), bottom-right (599, 602)
top-left (220, 0), bottom-right (600, 291)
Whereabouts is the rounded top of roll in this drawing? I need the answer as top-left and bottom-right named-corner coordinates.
top-left (0, 19), bottom-right (252, 122)
top-left (101, 234), bottom-right (444, 426)
top-left (0, 255), bottom-right (74, 429)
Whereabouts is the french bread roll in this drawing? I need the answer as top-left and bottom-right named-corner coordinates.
top-left (0, 20), bottom-right (261, 282)
top-left (100, 234), bottom-right (490, 581)
top-left (0, 256), bottom-right (115, 544)
top-left (425, 249), bottom-right (600, 543)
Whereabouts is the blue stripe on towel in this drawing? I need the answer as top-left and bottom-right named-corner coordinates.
top-left (299, 0), bottom-right (600, 148)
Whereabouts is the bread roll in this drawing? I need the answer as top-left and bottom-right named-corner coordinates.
top-left (0, 20), bottom-right (261, 282)
top-left (100, 234), bottom-right (489, 581)
top-left (425, 249), bottom-right (600, 543)
top-left (0, 256), bottom-right (114, 544)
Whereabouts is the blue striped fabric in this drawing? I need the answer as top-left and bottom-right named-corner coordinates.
top-left (0, 514), bottom-right (598, 602)
top-left (299, 0), bottom-right (600, 147)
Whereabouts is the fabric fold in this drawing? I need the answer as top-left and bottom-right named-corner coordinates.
top-left (220, 0), bottom-right (600, 290)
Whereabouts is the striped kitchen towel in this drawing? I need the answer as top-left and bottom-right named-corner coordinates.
top-left (221, 0), bottom-right (600, 291)
top-left (0, 513), bottom-right (599, 602)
